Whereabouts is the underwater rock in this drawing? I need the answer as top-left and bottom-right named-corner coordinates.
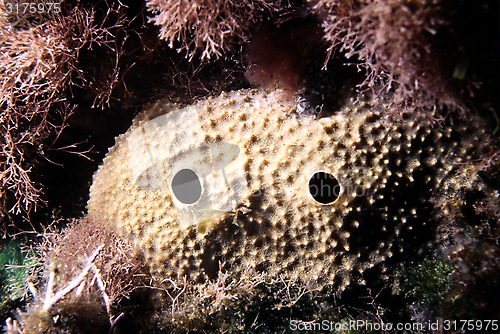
top-left (88, 88), bottom-right (493, 292)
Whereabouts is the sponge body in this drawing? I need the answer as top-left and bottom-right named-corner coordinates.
top-left (88, 89), bottom-right (489, 290)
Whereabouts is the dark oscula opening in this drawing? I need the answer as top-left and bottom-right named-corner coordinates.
top-left (171, 168), bottom-right (202, 205)
top-left (308, 171), bottom-right (340, 204)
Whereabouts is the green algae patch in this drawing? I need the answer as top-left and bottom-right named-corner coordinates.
top-left (399, 256), bottom-right (457, 308)
top-left (0, 239), bottom-right (38, 319)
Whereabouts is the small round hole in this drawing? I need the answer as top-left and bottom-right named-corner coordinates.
top-left (308, 171), bottom-right (340, 204)
top-left (171, 169), bottom-right (202, 205)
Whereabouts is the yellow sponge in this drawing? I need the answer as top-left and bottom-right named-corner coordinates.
top-left (88, 89), bottom-right (491, 291)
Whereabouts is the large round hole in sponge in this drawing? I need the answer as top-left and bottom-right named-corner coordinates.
top-left (308, 171), bottom-right (340, 204)
top-left (172, 168), bottom-right (202, 205)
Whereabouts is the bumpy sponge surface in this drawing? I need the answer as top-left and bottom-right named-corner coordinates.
top-left (88, 89), bottom-right (491, 291)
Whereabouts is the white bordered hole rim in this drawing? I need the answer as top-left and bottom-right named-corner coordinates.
top-left (308, 171), bottom-right (342, 204)
top-left (171, 168), bottom-right (203, 205)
